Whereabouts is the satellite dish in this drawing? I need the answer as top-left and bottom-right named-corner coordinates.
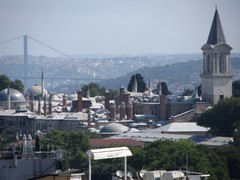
top-left (55, 169), bottom-right (62, 174)
top-left (139, 169), bottom-right (147, 178)
top-left (127, 171), bottom-right (133, 178)
top-left (116, 170), bottom-right (124, 177)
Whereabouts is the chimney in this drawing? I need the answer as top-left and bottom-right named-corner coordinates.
top-left (43, 95), bottom-right (47, 116)
top-left (119, 86), bottom-right (124, 104)
top-left (48, 93), bottom-right (52, 115)
top-left (148, 119), bottom-right (153, 129)
top-left (77, 89), bottom-right (83, 112)
top-left (7, 87), bottom-right (11, 110)
top-left (105, 90), bottom-right (110, 111)
top-left (87, 109), bottom-right (91, 128)
top-left (63, 94), bottom-right (67, 107)
top-left (120, 102), bottom-right (125, 120)
top-left (160, 95), bottom-right (166, 120)
top-left (38, 95), bottom-right (41, 115)
top-left (126, 102), bottom-right (133, 120)
top-left (30, 95), bottom-right (34, 112)
top-left (110, 102), bottom-right (116, 122)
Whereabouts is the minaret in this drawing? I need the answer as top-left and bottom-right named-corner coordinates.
top-left (201, 7), bottom-right (233, 105)
top-left (41, 69), bottom-right (44, 98)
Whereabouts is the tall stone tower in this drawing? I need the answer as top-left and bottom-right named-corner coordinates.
top-left (201, 7), bottom-right (233, 105)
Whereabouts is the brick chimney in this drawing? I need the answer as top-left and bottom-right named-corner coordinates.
top-left (148, 119), bottom-right (153, 129)
top-left (48, 93), bottom-right (52, 115)
top-left (38, 95), bottom-right (41, 115)
top-left (30, 95), bottom-right (34, 112)
top-left (43, 95), bottom-right (47, 116)
top-left (63, 94), bottom-right (67, 107)
top-left (104, 90), bottom-right (110, 111)
top-left (126, 102), bottom-right (133, 120)
top-left (110, 102), bottom-right (116, 122)
top-left (119, 86), bottom-right (124, 105)
top-left (87, 109), bottom-right (91, 128)
top-left (77, 89), bottom-right (83, 112)
top-left (160, 95), bottom-right (166, 120)
top-left (120, 102), bottom-right (125, 120)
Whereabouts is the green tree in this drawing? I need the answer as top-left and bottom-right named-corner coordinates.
top-left (233, 80), bottom-right (240, 97)
top-left (127, 73), bottom-right (146, 92)
top-left (180, 88), bottom-right (193, 96)
top-left (0, 74), bottom-right (24, 93)
top-left (82, 82), bottom-right (117, 99)
top-left (197, 98), bottom-right (240, 137)
top-left (161, 81), bottom-right (171, 95)
top-left (128, 140), bottom-right (229, 180)
top-left (40, 130), bottom-right (90, 170)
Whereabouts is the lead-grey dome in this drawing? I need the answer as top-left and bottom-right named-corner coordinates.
top-left (99, 122), bottom-right (129, 134)
top-left (26, 85), bottom-right (48, 97)
top-left (0, 88), bottom-right (25, 101)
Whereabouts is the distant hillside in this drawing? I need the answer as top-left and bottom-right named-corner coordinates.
top-left (99, 57), bottom-right (240, 95)
top-left (0, 54), bottom-right (239, 95)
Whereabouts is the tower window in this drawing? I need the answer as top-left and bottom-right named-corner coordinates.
top-left (206, 55), bottom-right (212, 73)
top-left (219, 54), bottom-right (225, 73)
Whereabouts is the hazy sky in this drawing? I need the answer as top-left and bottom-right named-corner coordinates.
top-left (0, 0), bottom-right (240, 57)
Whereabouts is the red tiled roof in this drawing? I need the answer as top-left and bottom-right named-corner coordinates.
top-left (90, 138), bottom-right (144, 147)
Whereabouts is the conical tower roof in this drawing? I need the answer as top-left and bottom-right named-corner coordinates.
top-left (207, 8), bottom-right (226, 45)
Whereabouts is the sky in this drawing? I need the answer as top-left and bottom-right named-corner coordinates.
top-left (0, 0), bottom-right (240, 57)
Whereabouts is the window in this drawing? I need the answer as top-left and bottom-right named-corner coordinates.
top-left (219, 54), bottom-right (225, 73)
top-left (206, 55), bottom-right (212, 73)
top-left (220, 95), bottom-right (224, 100)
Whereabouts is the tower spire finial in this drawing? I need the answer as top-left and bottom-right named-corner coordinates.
top-left (215, 4), bottom-right (217, 10)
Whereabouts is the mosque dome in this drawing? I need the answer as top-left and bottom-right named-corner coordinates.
top-left (26, 85), bottom-right (48, 97)
top-left (0, 88), bottom-right (25, 102)
top-left (99, 122), bottom-right (129, 134)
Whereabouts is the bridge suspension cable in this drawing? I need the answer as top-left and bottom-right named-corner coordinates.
top-left (0, 36), bottom-right (23, 45)
top-left (27, 36), bottom-right (74, 60)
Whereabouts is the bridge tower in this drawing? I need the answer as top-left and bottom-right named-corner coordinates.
top-left (23, 35), bottom-right (28, 91)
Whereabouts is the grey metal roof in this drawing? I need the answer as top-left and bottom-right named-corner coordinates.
top-left (110, 131), bottom-right (233, 147)
top-left (207, 8), bottom-right (226, 45)
top-left (99, 122), bottom-right (129, 134)
top-left (0, 88), bottom-right (25, 102)
top-left (159, 122), bottom-right (208, 133)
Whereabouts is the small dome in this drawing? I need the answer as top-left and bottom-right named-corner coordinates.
top-left (100, 122), bottom-right (129, 134)
top-left (0, 88), bottom-right (25, 102)
top-left (68, 93), bottom-right (78, 100)
top-left (26, 85), bottom-right (48, 97)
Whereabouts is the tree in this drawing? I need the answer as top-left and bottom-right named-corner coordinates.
top-left (0, 74), bottom-right (24, 93)
top-left (180, 89), bottom-right (194, 96)
top-left (128, 140), bottom-right (229, 180)
top-left (82, 82), bottom-right (117, 99)
top-left (127, 73), bottom-right (146, 92)
top-left (233, 80), bottom-right (240, 97)
top-left (40, 130), bottom-right (91, 170)
top-left (197, 98), bottom-right (240, 137)
top-left (161, 82), bottom-right (171, 95)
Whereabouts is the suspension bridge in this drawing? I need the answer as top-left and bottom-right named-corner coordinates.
top-left (0, 35), bottom-right (104, 92)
